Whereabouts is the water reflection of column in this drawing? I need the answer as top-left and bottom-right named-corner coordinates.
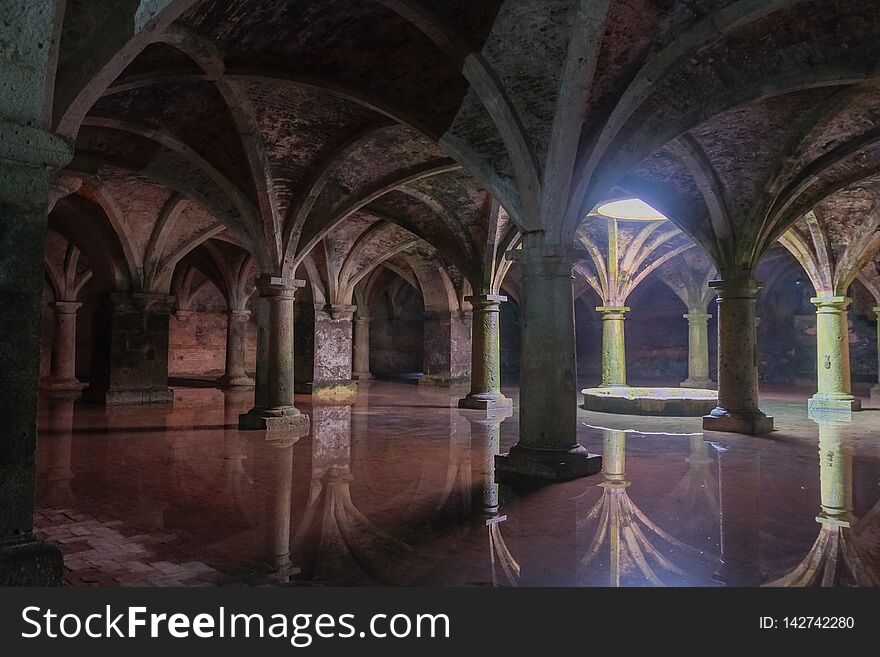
top-left (222, 388), bottom-right (252, 428)
top-left (293, 403), bottom-right (406, 582)
top-left (765, 411), bottom-right (879, 586)
top-left (580, 430), bottom-right (698, 586)
top-left (39, 392), bottom-right (78, 507)
top-left (260, 435), bottom-right (296, 582)
top-left (462, 408), bottom-right (513, 515)
top-left (712, 439), bottom-right (762, 586)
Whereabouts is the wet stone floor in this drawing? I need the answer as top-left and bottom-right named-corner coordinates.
top-left (34, 382), bottom-right (880, 587)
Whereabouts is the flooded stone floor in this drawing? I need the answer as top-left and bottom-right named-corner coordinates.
top-left (34, 381), bottom-right (880, 587)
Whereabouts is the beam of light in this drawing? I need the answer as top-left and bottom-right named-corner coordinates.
top-left (596, 198), bottom-right (667, 221)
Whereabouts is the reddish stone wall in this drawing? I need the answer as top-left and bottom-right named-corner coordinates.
top-left (168, 312), bottom-right (257, 377)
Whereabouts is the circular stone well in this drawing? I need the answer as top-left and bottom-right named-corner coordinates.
top-left (581, 386), bottom-right (717, 417)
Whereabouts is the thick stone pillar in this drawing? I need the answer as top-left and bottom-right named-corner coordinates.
top-left (420, 311), bottom-right (472, 386)
top-left (104, 292), bottom-right (174, 405)
top-left (41, 300), bottom-right (86, 392)
top-left (459, 294), bottom-right (512, 410)
top-left (0, 127), bottom-right (71, 584)
top-left (352, 314), bottom-right (373, 380)
top-left (596, 305), bottom-right (628, 387)
top-left (496, 244), bottom-right (600, 481)
top-left (239, 276), bottom-right (310, 432)
top-left (218, 309), bottom-right (253, 388)
top-left (809, 296), bottom-right (860, 412)
top-left (311, 304), bottom-right (357, 400)
top-left (681, 311), bottom-right (715, 389)
top-left (703, 278), bottom-right (774, 435)
top-left (872, 307), bottom-right (880, 401)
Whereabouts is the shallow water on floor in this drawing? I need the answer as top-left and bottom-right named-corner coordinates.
top-left (34, 382), bottom-right (880, 587)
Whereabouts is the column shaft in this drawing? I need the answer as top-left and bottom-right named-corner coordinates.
top-left (42, 301), bottom-right (86, 391)
top-left (495, 245), bottom-right (600, 481)
top-left (352, 316), bottom-right (373, 380)
top-left (703, 278), bottom-right (773, 435)
top-left (459, 294), bottom-right (511, 410)
top-left (0, 154), bottom-right (66, 584)
top-left (681, 311), bottom-right (714, 389)
top-left (597, 306), bottom-right (628, 387)
top-left (219, 310), bottom-right (253, 388)
top-left (809, 296), bottom-right (859, 412)
top-left (240, 276), bottom-right (310, 432)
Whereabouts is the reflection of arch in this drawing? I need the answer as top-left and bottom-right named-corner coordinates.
top-left (765, 416), bottom-right (880, 587)
top-left (579, 430), bottom-right (708, 587)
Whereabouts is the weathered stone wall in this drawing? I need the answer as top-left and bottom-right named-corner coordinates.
top-left (168, 312), bottom-right (257, 377)
top-left (370, 285), bottom-right (424, 375)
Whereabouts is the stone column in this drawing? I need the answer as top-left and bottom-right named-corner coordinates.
top-left (596, 305), bottom-right (629, 387)
top-left (218, 309), bottom-right (253, 388)
top-left (681, 311), bottom-right (715, 389)
top-left (495, 243), bottom-right (601, 481)
top-left (41, 300), bottom-right (86, 392)
top-left (703, 278), bottom-right (774, 435)
top-left (420, 311), bottom-right (472, 386)
top-left (0, 126), bottom-right (71, 584)
top-left (459, 294), bottom-right (512, 410)
top-left (311, 303), bottom-right (357, 400)
top-left (872, 306), bottom-right (880, 401)
top-left (352, 314), bottom-right (373, 380)
top-left (809, 296), bottom-right (860, 412)
top-left (104, 292), bottom-right (175, 405)
top-left (239, 276), bottom-right (310, 432)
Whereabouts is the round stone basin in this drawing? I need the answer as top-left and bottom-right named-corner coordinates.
top-left (581, 386), bottom-right (717, 417)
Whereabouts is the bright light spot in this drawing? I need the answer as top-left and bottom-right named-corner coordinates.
top-left (596, 198), bottom-right (667, 221)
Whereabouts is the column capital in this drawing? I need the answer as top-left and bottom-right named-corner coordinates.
top-left (325, 303), bottom-right (356, 320)
top-left (683, 311), bottom-right (711, 322)
top-left (709, 277), bottom-right (759, 299)
top-left (50, 300), bottom-right (82, 314)
top-left (873, 305), bottom-right (880, 316)
top-left (174, 310), bottom-right (194, 321)
top-left (811, 295), bottom-right (851, 312)
top-left (228, 309), bottom-right (251, 319)
top-left (509, 237), bottom-right (576, 278)
top-left (465, 293), bottom-right (507, 309)
top-left (257, 275), bottom-right (305, 299)
top-left (596, 305), bottom-right (629, 316)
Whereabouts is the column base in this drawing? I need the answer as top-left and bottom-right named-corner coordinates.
top-left (105, 386), bottom-right (174, 405)
top-left (0, 537), bottom-right (64, 586)
top-left (495, 444), bottom-right (602, 482)
top-left (218, 374), bottom-right (255, 388)
top-left (352, 371), bottom-right (374, 381)
top-left (703, 407), bottom-right (774, 435)
top-left (680, 377), bottom-right (716, 390)
top-left (418, 373), bottom-right (470, 387)
top-left (312, 380), bottom-right (358, 402)
top-left (239, 406), bottom-right (311, 432)
top-left (458, 391), bottom-right (513, 411)
top-left (40, 377), bottom-right (87, 393)
top-left (808, 394), bottom-right (861, 412)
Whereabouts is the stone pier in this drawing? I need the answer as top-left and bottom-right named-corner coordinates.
top-left (703, 278), bottom-right (774, 435)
